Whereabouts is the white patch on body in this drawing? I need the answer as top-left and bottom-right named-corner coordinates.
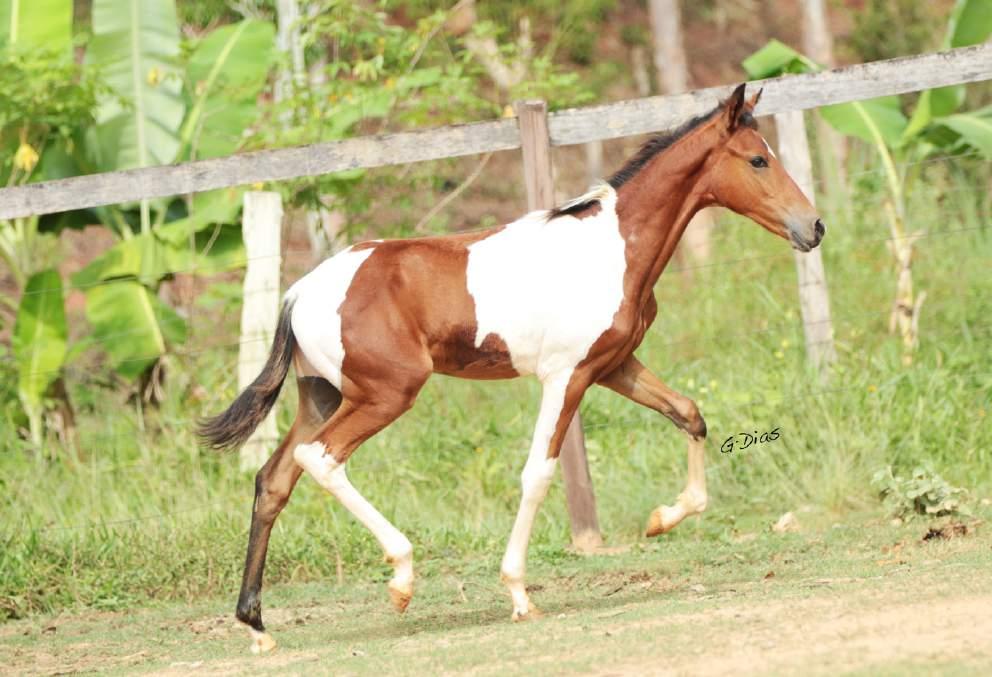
top-left (466, 184), bottom-right (626, 381)
top-left (285, 246), bottom-right (375, 389)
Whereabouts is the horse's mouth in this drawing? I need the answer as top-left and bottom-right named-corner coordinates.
top-left (790, 231), bottom-right (821, 252)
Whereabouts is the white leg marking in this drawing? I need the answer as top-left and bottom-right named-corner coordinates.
top-left (500, 375), bottom-right (569, 620)
top-left (294, 442), bottom-right (414, 610)
top-left (647, 434), bottom-right (708, 536)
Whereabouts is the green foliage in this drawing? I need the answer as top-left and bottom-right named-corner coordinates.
top-left (85, 0), bottom-right (186, 172)
top-left (82, 281), bottom-right (187, 380)
top-left (845, 0), bottom-right (941, 63)
top-left (0, 49), bottom-right (107, 184)
top-left (740, 39), bottom-right (815, 78)
top-left (872, 464), bottom-right (970, 519)
top-left (0, 0), bottom-right (72, 55)
top-left (819, 97), bottom-right (908, 149)
top-left (181, 18), bottom-right (276, 160)
top-left (2, 161), bottom-right (989, 617)
top-left (70, 189), bottom-right (244, 379)
top-left (11, 270), bottom-right (67, 445)
top-left (903, 0), bottom-right (992, 151)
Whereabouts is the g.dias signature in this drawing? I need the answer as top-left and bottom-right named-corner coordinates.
top-left (720, 427), bottom-right (780, 454)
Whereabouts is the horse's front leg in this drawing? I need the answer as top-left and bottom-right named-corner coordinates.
top-left (597, 355), bottom-right (707, 536)
top-left (501, 372), bottom-right (587, 620)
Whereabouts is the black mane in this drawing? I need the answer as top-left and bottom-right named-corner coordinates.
top-left (547, 96), bottom-right (758, 221)
top-left (606, 105), bottom-right (723, 189)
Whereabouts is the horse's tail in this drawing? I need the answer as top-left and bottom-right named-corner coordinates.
top-left (197, 300), bottom-right (296, 451)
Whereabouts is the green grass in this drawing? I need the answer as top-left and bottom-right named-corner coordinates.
top-left (2, 519), bottom-right (991, 674)
top-left (1, 155), bottom-right (990, 621)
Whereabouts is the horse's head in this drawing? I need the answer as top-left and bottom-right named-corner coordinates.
top-left (701, 84), bottom-right (824, 252)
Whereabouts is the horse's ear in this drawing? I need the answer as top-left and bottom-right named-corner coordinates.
top-left (746, 87), bottom-right (763, 110)
top-left (724, 83), bottom-right (747, 131)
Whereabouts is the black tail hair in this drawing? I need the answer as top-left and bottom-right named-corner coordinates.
top-left (198, 301), bottom-right (296, 451)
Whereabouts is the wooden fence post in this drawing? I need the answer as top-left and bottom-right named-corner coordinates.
top-left (238, 191), bottom-right (284, 471)
top-left (514, 100), bottom-right (604, 551)
top-left (774, 110), bottom-right (837, 371)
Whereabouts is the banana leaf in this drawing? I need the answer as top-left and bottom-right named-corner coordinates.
top-left (12, 269), bottom-right (66, 443)
top-left (0, 0), bottom-right (72, 54)
top-left (84, 281), bottom-right (186, 380)
top-left (182, 18), bottom-right (275, 159)
top-left (85, 0), bottom-right (185, 172)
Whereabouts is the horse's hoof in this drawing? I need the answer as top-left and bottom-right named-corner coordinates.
top-left (645, 506), bottom-right (675, 537)
top-left (249, 629), bottom-right (277, 655)
top-left (511, 602), bottom-right (543, 622)
top-left (388, 581), bottom-right (413, 613)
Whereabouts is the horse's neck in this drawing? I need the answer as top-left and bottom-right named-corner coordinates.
top-left (615, 131), bottom-right (714, 300)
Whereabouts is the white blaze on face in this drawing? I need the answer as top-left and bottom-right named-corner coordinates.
top-left (465, 185), bottom-right (627, 381)
top-left (762, 137), bottom-right (777, 159)
top-left (286, 246), bottom-right (376, 389)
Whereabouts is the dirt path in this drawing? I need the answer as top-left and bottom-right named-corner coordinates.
top-left (2, 524), bottom-right (990, 675)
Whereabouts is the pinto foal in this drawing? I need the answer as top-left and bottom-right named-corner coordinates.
top-left (200, 84), bottom-right (824, 653)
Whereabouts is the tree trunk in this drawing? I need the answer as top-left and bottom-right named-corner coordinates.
top-left (801, 0), bottom-right (848, 204)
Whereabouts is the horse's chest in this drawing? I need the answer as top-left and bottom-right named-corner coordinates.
top-left (465, 210), bottom-right (627, 380)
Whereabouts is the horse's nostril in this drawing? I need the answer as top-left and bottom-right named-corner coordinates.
top-left (814, 219), bottom-right (825, 239)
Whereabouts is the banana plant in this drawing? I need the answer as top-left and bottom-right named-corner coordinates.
top-left (77, 2), bottom-right (270, 384)
top-left (12, 270), bottom-right (67, 445)
top-left (180, 18), bottom-right (276, 160)
top-left (742, 0), bottom-right (992, 365)
top-left (1, 0), bottom-right (94, 445)
top-left (0, 0), bottom-right (72, 54)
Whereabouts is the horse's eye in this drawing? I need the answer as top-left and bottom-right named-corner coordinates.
top-left (750, 156), bottom-right (768, 168)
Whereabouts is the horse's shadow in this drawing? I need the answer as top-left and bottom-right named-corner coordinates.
top-left (307, 582), bottom-right (680, 645)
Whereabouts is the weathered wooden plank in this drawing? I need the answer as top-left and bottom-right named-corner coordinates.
top-left (1, 43), bottom-right (990, 220)
top-left (548, 42), bottom-right (992, 145)
top-left (514, 99), bottom-right (604, 552)
top-left (0, 119), bottom-right (520, 220)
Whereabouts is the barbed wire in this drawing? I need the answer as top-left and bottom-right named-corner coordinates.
top-left (6, 358), bottom-right (988, 537)
top-left (4, 278), bottom-right (984, 382)
top-left (2, 155), bottom-right (989, 536)
top-left (5, 317), bottom-right (988, 490)
top-left (2, 220), bottom-right (985, 373)
top-left (9, 150), bottom-right (989, 300)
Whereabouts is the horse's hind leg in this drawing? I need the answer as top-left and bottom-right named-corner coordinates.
top-left (293, 368), bottom-right (428, 614)
top-left (236, 376), bottom-right (341, 654)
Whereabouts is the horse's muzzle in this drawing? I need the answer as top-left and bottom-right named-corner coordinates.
top-left (790, 218), bottom-right (825, 252)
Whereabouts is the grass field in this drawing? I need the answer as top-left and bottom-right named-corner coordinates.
top-left (1, 517), bottom-right (990, 675)
top-left (1, 151), bottom-right (990, 673)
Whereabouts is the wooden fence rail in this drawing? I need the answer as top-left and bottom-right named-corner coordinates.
top-left (1, 43), bottom-right (990, 220)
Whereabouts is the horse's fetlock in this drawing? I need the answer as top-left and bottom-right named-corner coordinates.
top-left (685, 411), bottom-right (707, 439)
top-left (681, 488), bottom-right (708, 514)
top-left (236, 595), bottom-right (264, 632)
